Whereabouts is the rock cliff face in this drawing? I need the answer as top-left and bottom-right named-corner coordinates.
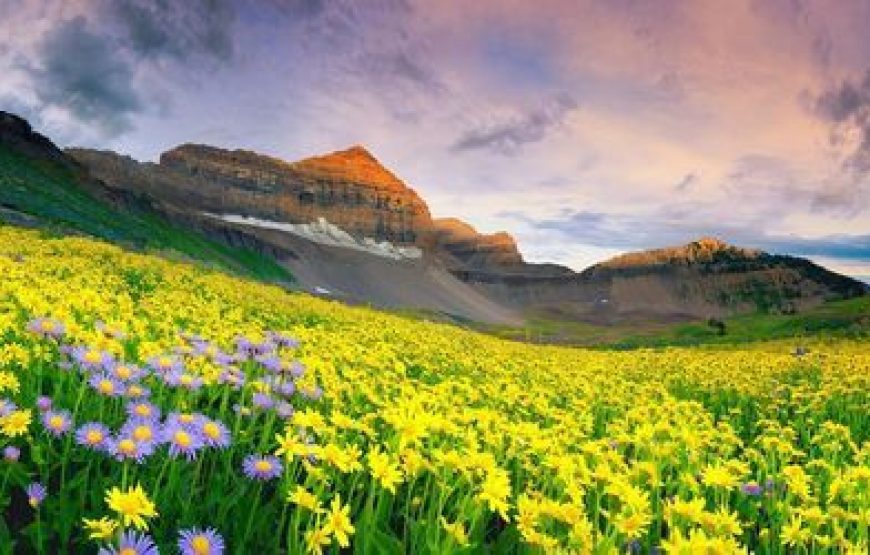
top-left (159, 144), bottom-right (432, 245)
top-left (71, 144), bottom-right (433, 247)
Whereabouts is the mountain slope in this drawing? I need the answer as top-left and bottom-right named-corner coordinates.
top-left (0, 112), bottom-right (292, 283)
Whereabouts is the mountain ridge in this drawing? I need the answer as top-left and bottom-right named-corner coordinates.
top-left (2, 110), bottom-right (865, 328)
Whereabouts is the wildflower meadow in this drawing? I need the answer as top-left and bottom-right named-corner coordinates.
top-left (0, 226), bottom-right (867, 553)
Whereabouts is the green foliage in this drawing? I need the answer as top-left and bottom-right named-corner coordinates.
top-left (0, 146), bottom-right (292, 284)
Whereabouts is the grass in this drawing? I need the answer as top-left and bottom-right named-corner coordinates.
top-left (0, 146), bottom-right (292, 284)
top-left (480, 296), bottom-right (870, 348)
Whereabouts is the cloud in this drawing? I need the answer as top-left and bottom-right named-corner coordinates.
top-left (24, 16), bottom-right (142, 137)
top-left (673, 172), bottom-right (697, 191)
top-left (450, 94), bottom-right (578, 155)
top-left (815, 70), bottom-right (870, 171)
top-left (111, 0), bottom-right (236, 62)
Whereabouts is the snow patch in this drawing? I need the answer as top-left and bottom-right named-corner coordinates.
top-left (204, 213), bottom-right (423, 260)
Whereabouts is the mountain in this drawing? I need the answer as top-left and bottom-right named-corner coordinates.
top-left (66, 142), bottom-right (522, 325)
top-left (2, 111), bottom-right (865, 330)
top-left (0, 112), bottom-right (291, 283)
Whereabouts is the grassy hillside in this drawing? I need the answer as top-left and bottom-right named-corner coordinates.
top-left (483, 296), bottom-right (870, 348)
top-left (0, 227), bottom-right (867, 552)
top-left (0, 145), bottom-right (292, 283)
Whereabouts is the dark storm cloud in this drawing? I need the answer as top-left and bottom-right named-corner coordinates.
top-left (451, 94), bottom-right (578, 155)
top-left (500, 207), bottom-right (870, 263)
top-left (815, 70), bottom-right (870, 171)
top-left (26, 16), bottom-right (141, 137)
top-left (112, 0), bottom-right (236, 61)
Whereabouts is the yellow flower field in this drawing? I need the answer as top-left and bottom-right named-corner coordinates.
top-left (0, 226), bottom-right (867, 553)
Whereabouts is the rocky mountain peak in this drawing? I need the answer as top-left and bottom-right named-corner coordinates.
top-left (598, 237), bottom-right (762, 269)
top-left (289, 145), bottom-right (408, 192)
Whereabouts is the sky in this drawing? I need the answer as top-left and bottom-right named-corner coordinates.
top-left (1, 0), bottom-right (869, 281)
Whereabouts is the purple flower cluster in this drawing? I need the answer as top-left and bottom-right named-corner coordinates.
top-left (26, 317), bottom-right (66, 340)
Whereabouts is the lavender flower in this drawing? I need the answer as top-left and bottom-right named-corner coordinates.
top-left (126, 401), bottom-right (160, 422)
top-left (26, 317), bottom-right (66, 339)
top-left (276, 401), bottom-right (295, 419)
top-left (178, 526), bottom-right (225, 555)
top-left (252, 392), bottom-right (275, 410)
top-left (89, 373), bottom-right (123, 398)
top-left (740, 482), bottom-right (763, 496)
top-left (98, 530), bottom-right (158, 555)
top-left (109, 435), bottom-right (154, 464)
top-left (197, 417), bottom-right (231, 449)
top-left (242, 454), bottom-right (283, 481)
top-left (35, 396), bottom-right (52, 412)
top-left (0, 398), bottom-right (17, 417)
top-left (121, 419), bottom-right (161, 446)
top-left (3, 446), bottom-right (20, 461)
top-left (75, 422), bottom-right (111, 451)
top-left (42, 409), bottom-right (72, 437)
top-left (26, 483), bottom-right (46, 508)
top-left (163, 423), bottom-right (204, 460)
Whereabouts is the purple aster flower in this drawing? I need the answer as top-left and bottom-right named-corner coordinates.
top-left (98, 530), bottom-right (158, 555)
top-left (217, 368), bottom-right (245, 389)
top-left (252, 392), bottom-right (275, 410)
top-left (42, 409), bottom-right (72, 437)
top-left (197, 417), bottom-right (231, 449)
top-left (126, 401), bottom-right (160, 422)
top-left (267, 331), bottom-right (299, 349)
top-left (88, 373), bottom-right (123, 398)
top-left (124, 383), bottom-right (151, 399)
top-left (35, 396), bottom-right (52, 412)
top-left (3, 446), bottom-right (20, 461)
top-left (276, 380), bottom-right (296, 398)
top-left (165, 412), bottom-right (201, 430)
top-left (73, 346), bottom-right (114, 371)
top-left (25, 483), bottom-right (46, 508)
top-left (257, 355), bottom-right (283, 373)
top-left (162, 371), bottom-right (203, 391)
top-left (147, 354), bottom-right (182, 374)
top-left (163, 423), bottom-right (204, 460)
top-left (213, 352), bottom-right (235, 366)
top-left (276, 401), bottom-right (295, 419)
top-left (109, 435), bottom-right (154, 464)
top-left (242, 454), bottom-right (283, 481)
top-left (0, 398), bottom-right (17, 417)
top-left (108, 362), bottom-right (145, 382)
top-left (300, 385), bottom-right (323, 401)
top-left (75, 422), bottom-right (111, 451)
top-left (741, 482), bottom-right (763, 496)
top-left (178, 526), bottom-right (225, 555)
top-left (26, 317), bottom-right (66, 339)
top-left (289, 361), bottom-right (305, 378)
top-left (121, 419), bottom-right (161, 446)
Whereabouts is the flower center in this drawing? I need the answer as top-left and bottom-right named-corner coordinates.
top-left (118, 439), bottom-right (136, 454)
top-left (49, 416), bottom-right (64, 429)
top-left (174, 431), bottom-right (192, 448)
top-left (191, 536), bottom-right (211, 554)
top-left (120, 548), bottom-right (137, 555)
top-left (86, 430), bottom-right (103, 444)
top-left (133, 426), bottom-right (153, 442)
top-left (99, 380), bottom-right (114, 394)
top-left (84, 351), bottom-right (101, 364)
top-left (255, 460), bottom-right (272, 473)
top-left (134, 405), bottom-right (151, 417)
top-left (203, 423), bottom-right (219, 439)
top-left (115, 366), bottom-right (132, 379)
top-left (180, 414), bottom-right (195, 424)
